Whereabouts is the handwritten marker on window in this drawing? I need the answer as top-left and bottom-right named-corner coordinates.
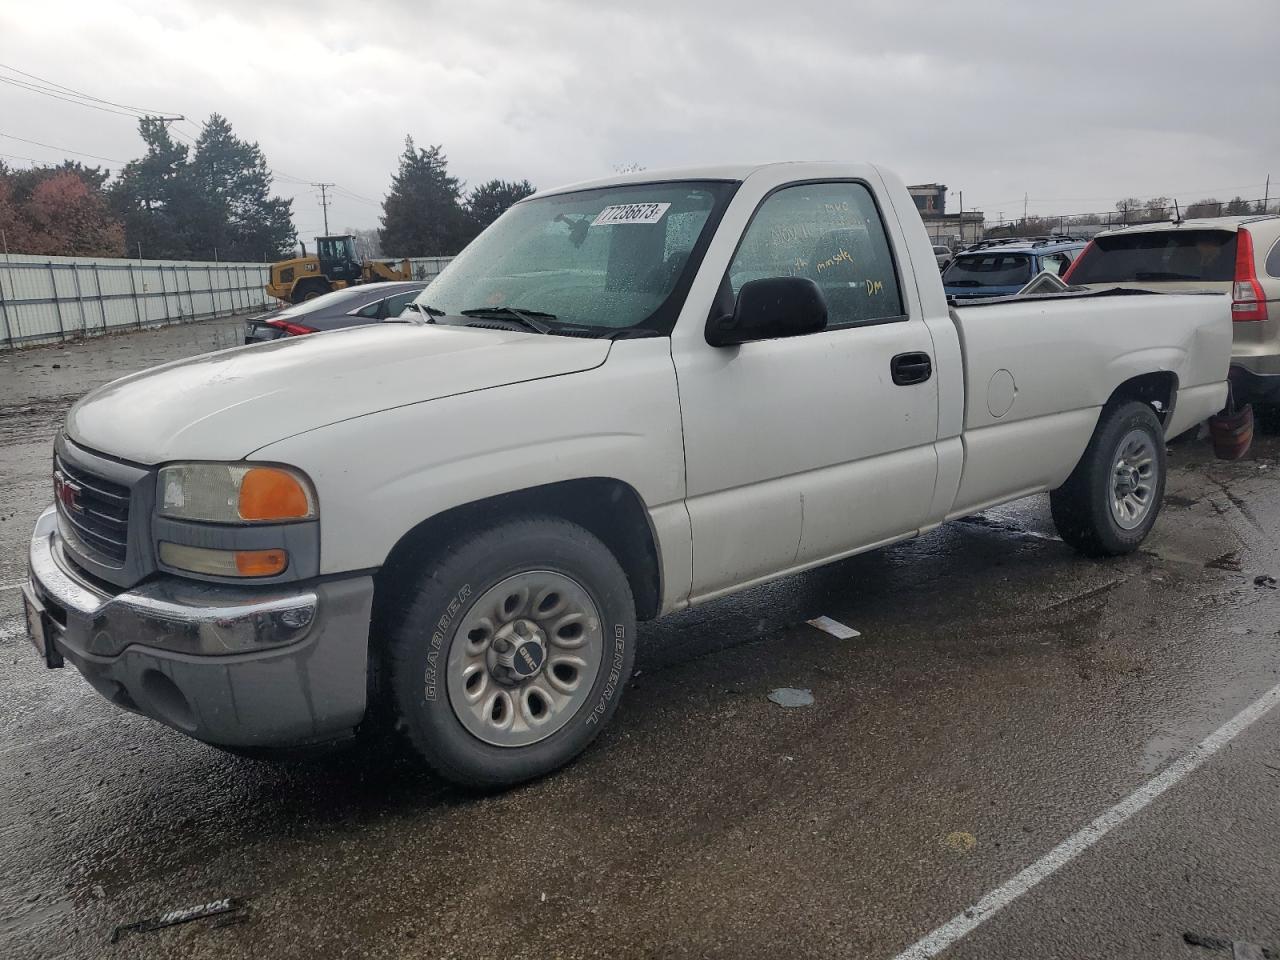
top-left (805, 616), bottom-right (861, 640)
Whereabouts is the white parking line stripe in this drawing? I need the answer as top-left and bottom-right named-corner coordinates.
top-left (0, 580), bottom-right (26, 593)
top-left (889, 680), bottom-right (1280, 960)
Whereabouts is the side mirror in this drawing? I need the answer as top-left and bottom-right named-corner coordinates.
top-left (706, 277), bottom-right (828, 347)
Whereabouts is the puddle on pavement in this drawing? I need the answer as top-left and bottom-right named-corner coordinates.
top-left (1205, 551), bottom-right (1243, 572)
top-left (0, 896), bottom-right (73, 942)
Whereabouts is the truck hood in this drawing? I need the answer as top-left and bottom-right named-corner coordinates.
top-left (66, 324), bottom-right (612, 464)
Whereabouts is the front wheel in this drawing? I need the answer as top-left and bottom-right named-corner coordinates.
top-left (383, 517), bottom-right (636, 789)
top-left (1050, 400), bottom-right (1167, 556)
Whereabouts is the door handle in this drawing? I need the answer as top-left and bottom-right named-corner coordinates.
top-left (890, 352), bottom-right (932, 386)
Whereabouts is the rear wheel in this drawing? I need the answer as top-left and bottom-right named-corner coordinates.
top-left (1051, 401), bottom-right (1166, 556)
top-left (292, 280), bottom-right (329, 304)
top-left (383, 517), bottom-right (636, 789)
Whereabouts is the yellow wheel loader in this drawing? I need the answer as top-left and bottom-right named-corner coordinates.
top-left (265, 235), bottom-right (413, 304)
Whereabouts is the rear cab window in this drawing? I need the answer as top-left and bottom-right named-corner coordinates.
top-left (1070, 230), bottom-right (1237, 284)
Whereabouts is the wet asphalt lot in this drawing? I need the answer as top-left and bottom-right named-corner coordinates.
top-left (1, 319), bottom-right (1279, 960)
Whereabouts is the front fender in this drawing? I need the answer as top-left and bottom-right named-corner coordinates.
top-left (251, 339), bottom-right (688, 584)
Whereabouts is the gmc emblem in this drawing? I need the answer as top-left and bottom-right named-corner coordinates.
top-left (53, 470), bottom-right (83, 513)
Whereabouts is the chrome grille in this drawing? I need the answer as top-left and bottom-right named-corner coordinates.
top-left (54, 454), bottom-right (131, 565)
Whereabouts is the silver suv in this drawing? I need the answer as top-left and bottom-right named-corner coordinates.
top-left (1065, 215), bottom-right (1280, 405)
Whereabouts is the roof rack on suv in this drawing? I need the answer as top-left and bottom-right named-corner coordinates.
top-left (967, 237), bottom-right (1030, 251)
top-left (967, 235), bottom-right (1086, 252)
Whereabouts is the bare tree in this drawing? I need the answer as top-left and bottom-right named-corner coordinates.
top-left (346, 226), bottom-right (383, 260)
top-left (1185, 198), bottom-right (1222, 218)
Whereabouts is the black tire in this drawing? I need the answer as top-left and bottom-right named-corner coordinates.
top-left (1256, 402), bottom-right (1280, 435)
top-left (1050, 400), bottom-right (1166, 556)
top-left (291, 281), bottom-right (328, 304)
top-left (382, 516), bottom-right (636, 789)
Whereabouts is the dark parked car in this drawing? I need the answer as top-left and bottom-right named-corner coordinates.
top-left (942, 238), bottom-right (1085, 299)
top-left (244, 282), bottom-right (428, 343)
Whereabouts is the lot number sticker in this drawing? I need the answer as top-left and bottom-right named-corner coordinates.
top-left (592, 203), bottom-right (670, 226)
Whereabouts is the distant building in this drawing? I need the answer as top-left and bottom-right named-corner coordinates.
top-left (909, 183), bottom-right (948, 215)
top-left (908, 183), bottom-right (984, 247)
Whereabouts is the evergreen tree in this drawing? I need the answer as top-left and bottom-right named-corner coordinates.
top-left (188, 114), bottom-right (295, 261)
top-left (108, 118), bottom-right (195, 258)
top-left (379, 138), bottom-right (470, 256)
top-left (110, 115), bottom-right (295, 261)
top-left (466, 178), bottom-right (536, 231)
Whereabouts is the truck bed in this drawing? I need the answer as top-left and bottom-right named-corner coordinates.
top-left (942, 288), bottom-right (1231, 517)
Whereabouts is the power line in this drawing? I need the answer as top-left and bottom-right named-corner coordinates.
top-left (0, 150), bottom-right (45, 166)
top-left (0, 131), bottom-right (125, 165)
top-left (0, 66), bottom-right (374, 211)
top-left (271, 168), bottom-right (314, 185)
top-left (0, 76), bottom-right (150, 118)
top-left (0, 61), bottom-right (182, 116)
top-left (332, 185), bottom-right (381, 206)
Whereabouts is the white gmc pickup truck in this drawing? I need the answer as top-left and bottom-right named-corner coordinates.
top-left (24, 163), bottom-right (1231, 787)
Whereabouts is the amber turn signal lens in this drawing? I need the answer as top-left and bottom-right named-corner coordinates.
top-left (238, 467), bottom-right (313, 521)
top-left (234, 549), bottom-right (288, 577)
top-left (159, 542), bottom-right (289, 578)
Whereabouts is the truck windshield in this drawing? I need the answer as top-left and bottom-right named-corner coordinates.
top-left (415, 181), bottom-right (737, 333)
top-left (943, 253), bottom-right (1033, 287)
top-left (1067, 230), bottom-right (1237, 284)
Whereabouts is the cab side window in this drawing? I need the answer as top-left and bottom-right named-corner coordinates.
top-left (728, 181), bottom-right (905, 327)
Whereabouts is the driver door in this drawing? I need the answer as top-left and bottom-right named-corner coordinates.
top-left (672, 179), bottom-right (940, 602)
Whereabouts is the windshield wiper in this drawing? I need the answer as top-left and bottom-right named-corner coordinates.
top-left (407, 302), bottom-right (445, 323)
top-left (1134, 271), bottom-right (1198, 281)
top-left (459, 306), bottom-right (557, 334)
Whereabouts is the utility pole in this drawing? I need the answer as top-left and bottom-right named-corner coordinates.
top-left (1023, 192), bottom-right (1028, 226)
top-left (312, 182), bottom-right (335, 235)
top-left (958, 190), bottom-right (963, 243)
top-left (1265, 174), bottom-right (1271, 214)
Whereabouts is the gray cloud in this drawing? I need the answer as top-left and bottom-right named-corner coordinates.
top-left (2, 0), bottom-right (1276, 237)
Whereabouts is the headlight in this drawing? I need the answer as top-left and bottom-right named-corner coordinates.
top-left (158, 463), bottom-right (317, 524)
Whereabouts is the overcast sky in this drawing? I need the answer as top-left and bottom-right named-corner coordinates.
top-left (2, 0), bottom-right (1277, 237)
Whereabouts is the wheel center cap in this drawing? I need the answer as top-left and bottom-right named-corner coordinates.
top-left (493, 619), bottom-right (546, 680)
top-left (1116, 464), bottom-right (1137, 495)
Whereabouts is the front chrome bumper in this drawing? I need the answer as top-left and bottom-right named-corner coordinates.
top-left (26, 506), bottom-right (375, 748)
top-left (30, 508), bottom-right (318, 658)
